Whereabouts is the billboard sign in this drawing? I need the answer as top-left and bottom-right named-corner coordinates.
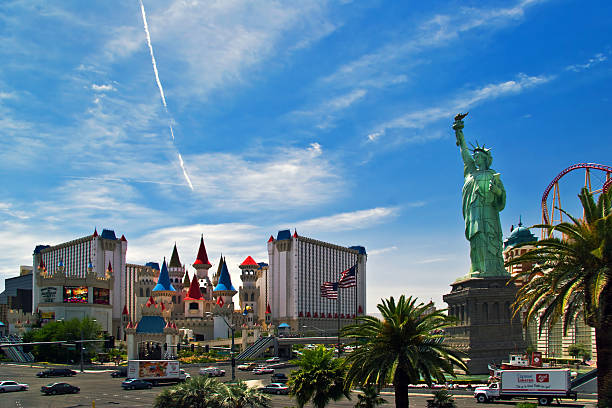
top-left (93, 287), bottom-right (110, 304)
top-left (63, 286), bottom-right (88, 303)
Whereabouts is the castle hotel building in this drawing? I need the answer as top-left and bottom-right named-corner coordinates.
top-left (32, 229), bottom-right (127, 335)
top-left (266, 230), bottom-right (367, 333)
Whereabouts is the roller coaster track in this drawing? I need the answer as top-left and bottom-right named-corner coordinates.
top-left (541, 163), bottom-right (612, 226)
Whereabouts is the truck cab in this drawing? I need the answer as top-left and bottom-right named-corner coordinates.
top-left (474, 383), bottom-right (499, 403)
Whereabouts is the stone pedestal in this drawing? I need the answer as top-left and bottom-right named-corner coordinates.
top-left (443, 276), bottom-right (525, 374)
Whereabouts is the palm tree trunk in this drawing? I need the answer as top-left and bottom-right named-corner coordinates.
top-left (596, 285), bottom-right (612, 407)
top-left (393, 368), bottom-right (409, 407)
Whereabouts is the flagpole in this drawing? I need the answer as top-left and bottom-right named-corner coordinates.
top-left (337, 285), bottom-right (340, 356)
top-left (355, 259), bottom-right (358, 321)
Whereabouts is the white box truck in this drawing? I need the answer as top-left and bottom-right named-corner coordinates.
top-left (474, 369), bottom-right (578, 406)
top-left (127, 360), bottom-right (187, 385)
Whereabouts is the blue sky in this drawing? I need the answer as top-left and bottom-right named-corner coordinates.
top-left (1, 0), bottom-right (611, 311)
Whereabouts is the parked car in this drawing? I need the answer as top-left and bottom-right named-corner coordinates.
top-left (121, 378), bottom-right (152, 390)
top-left (237, 362), bottom-right (258, 371)
top-left (270, 373), bottom-right (289, 384)
top-left (266, 357), bottom-right (281, 363)
top-left (40, 383), bottom-right (79, 395)
top-left (0, 381), bottom-right (28, 392)
top-left (199, 367), bottom-right (225, 377)
top-left (253, 367), bottom-right (274, 375)
top-left (111, 367), bottom-right (128, 378)
top-left (259, 383), bottom-right (289, 395)
top-left (36, 368), bottom-right (77, 378)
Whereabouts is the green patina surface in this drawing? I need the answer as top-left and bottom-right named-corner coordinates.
top-left (453, 117), bottom-right (508, 279)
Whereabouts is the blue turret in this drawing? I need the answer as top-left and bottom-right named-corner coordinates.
top-left (214, 259), bottom-right (236, 292)
top-left (153, 258), bottom-right (175, 292)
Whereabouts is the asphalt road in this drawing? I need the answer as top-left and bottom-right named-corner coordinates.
top-left (0, 363), bottom-right (598, 408)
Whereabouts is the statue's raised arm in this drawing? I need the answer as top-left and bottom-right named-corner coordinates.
top-left (453, 113), bottom-right (475, 174)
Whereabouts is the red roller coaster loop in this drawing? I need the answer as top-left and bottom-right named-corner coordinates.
top-left (541, 163), bottom-right (612, 233)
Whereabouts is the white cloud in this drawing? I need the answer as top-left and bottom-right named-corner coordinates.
top-left (103, 1), bottom-right (336, 99)
top-left (566, 52), bottom-right (608, 72)
top-left (368, 246), bottom-right (398, 256)
top-left (369, 73), bottom-right (553, 141)
top-left (91, 83), bottom-right (115, 92)
top-left (0, 202), bottom-right (30, 220)
top-left (289, 89), bottom-right (367, 129)
top-left (324, 0), bottom-right (549, 89)
top-left (0, 92), bottom-right (17, 100)
top-left (184, 144), bottom-right (343, 211)
top-left (296, 207), bottom-right (399, 232)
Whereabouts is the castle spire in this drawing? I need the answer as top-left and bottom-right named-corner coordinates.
top-left (185, 272), bottom-right (204, 300)
top-left (193, 234), bottom-right (211, 266)
top-left (169, 243), bottom-right (181, 268)
top-left (153, 258), bottom-right (175, 292)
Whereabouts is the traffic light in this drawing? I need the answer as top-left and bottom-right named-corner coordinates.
top-left (177, 343), bottom-right (181, 352)
top-left (191, 344), bottom-right (194, 352)
top-left (205, 344), bottom-right (209, 353)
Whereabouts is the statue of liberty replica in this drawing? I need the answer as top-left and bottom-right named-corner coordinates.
top-left (443, 113), bottom-right (524, 374)
top-left (453, 113), bottom-right (506, 278)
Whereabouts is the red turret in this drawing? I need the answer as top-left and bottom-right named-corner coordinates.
top-left (265, 304), bottom-right (272, 314)
top-left (193, 235), bottom-right (211, 266)
top-left (120, 234), bottom-right (127, 242)
top-left (122, 305), bottom-right (129, 315)
top-left (267, 235), bottom-right (274, 243)
top-left (93, 228), bottom-right (98, 237)
top-left (240, 256), bottom-right (258, 266)
top-left (293, 230), bottom-right (298, 238)
top-left (185, 273), bottom-right (204, 300)
top-left (107, 261), bottom-right (113, 273)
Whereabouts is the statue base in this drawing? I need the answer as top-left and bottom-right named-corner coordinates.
top-left (442, 276), bottom-right (525, 374)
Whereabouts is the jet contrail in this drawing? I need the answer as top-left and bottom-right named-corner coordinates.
top-left (139, 0), bottom-right (167, 109)
top-left (138, 0), bottom-right (193, 189)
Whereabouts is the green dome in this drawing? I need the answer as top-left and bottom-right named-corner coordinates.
top-left (504, 223), bottom-right (538, 249)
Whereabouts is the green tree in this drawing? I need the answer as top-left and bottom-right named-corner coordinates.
top-left (354, 384), bottom-right (387, 407)
top-left (22, 317), bottom-right (102, 363)
top-left (288, 345), bottom-right (350, 408)
top-left (567, 343), bottom-right (592, 362)
top-left (154, 376), bottom-right (223, 408)
top-left (341, 296), bottom-right (467, 408)
top-left (430, 388), bottom-right (456, 407)
top-left (506, 187), bottom-right (612, 406)
top-left (219, 381), bottom-right (270, 408)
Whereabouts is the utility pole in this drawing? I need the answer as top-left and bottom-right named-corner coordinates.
top-left (221, 315), bottom-right (236, 381)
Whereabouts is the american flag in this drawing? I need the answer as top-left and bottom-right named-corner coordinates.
top-left (338, 265), bottom-right (357, 288)
top-left (320, 281), bottom-right (338, 299)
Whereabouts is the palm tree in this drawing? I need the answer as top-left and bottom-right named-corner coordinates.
top-left (219, 381), bottom-right (271, 408)
top-left (506, 187), bottom-right (612, 406)
top-left (342, 296), bottom-right (467, 408)
top-left (153, 376), bottom-right (224, 408)
top-left (354, 384), bottom-right (387, 407)
top-left (288, 345), bottom-right (350, 408)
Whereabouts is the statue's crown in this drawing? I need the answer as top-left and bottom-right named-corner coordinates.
top-left (469, 140), bottom-right (490, 154)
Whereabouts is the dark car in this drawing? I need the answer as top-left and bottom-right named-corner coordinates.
top-left (111, 367), bottom-right (128, 378)
top-left (121, 379), bottom-right (152, 390)
top-left (259, 383), bottom-right (289, 395)
top-left (36, 368), bottom-right (77, 378)
top-left (270, 373), bottom-right (289, 383)
top-left (41, 382), bottom-right (80, 395)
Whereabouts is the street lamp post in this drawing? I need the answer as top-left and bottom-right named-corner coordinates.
top-left (220, 316), bottom-right (236, 381)
top-left (80, 318), bottom-right (96, 373)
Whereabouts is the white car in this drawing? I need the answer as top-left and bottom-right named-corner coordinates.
top-left (253, 367), bottom-right (274, 375)
top-left (266, 357), bottom-right (281, 363)
top-left (199, 367), bottom-right (226, 377)
top-left (0, 381), bottom-right (28, 392)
